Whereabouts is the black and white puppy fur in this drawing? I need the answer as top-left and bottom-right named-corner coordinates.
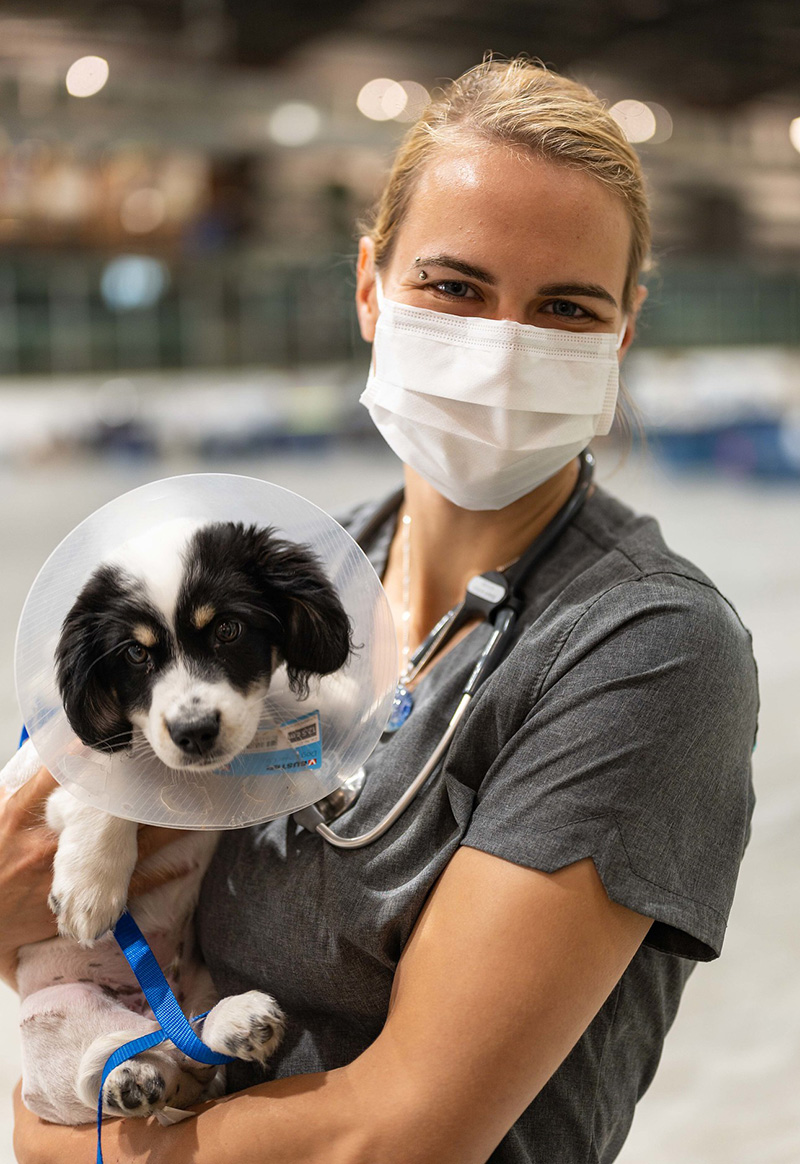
top-left (3, 520), bottom-right (352, 1125)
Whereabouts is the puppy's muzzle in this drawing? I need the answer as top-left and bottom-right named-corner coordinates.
top-left (167, 712), bottom-right (221, 757)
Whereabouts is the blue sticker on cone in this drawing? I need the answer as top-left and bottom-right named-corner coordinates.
top-left (213, 710), bottom-right (322, 778)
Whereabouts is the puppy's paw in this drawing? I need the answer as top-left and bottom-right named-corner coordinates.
top-left (49, 811), bottom-right (138, 944)
top-left (102, 1058), bottom-right (172, 1118)
top-left (48, 881), bottom-right (127, 945)
top-left (201, 990), bottom-right (286, 1065)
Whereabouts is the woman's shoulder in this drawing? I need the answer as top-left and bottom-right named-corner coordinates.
top-left (532, 481), bottom-right (754, 661)
top-left (570, 482), bottom-right (728, 597)
top-left (488, 480), bottom-right (759, 775)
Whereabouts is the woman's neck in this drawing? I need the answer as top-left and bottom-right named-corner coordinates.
top-left (383, 459), bottom-right (582, 651)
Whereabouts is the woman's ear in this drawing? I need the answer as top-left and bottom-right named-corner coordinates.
top-left (55, 577), bottom-right (132, 753)
top-left (618, 283), bottom-right (648, 360)
top-left (355, 235), bottom-right (379, 343)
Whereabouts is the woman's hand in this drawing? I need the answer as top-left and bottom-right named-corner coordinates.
top-left (13, 1080), bottom-right (118, 1164)
top-left (0, 763), bottom-right (193, 990)
top-left (0, 766), bottom-right (60, 987)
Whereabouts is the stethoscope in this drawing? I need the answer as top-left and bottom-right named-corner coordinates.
top-left (291, 449), bottom-right (595, 848)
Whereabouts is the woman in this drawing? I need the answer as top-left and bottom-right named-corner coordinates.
top-left (7, 57), bottom-right (757, 1163)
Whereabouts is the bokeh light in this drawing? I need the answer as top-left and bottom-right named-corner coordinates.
top-left (93, 378), bottom-right (141, 426)
top-left (646, 101), bottom-right (674, 144)
top-left (100, 255), bottom-right (169, 310)
top-left (393, 81), bottom-right (430, 122)
top-left (65, 55), bottom-right (109, 98)
top-left (120, 188), bottom-right (166, 233)
top-left (790, 117), bottom-right (800, 155)
top-left (357, 78), bottom-right (407, 121)
top-left (610, 99), bottom-right (658, 143)
top-left (269, 102), bottom-right (322, 146)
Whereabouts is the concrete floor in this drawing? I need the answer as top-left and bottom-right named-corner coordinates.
top-left (0, 444), bottom-right (797, 1162)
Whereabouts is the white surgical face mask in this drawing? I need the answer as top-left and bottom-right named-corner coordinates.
top-left (360, 273), bottom-right (628, 510)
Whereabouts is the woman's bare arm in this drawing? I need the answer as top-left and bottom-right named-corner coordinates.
top-left (14, 847), bottom-right (652, 1164)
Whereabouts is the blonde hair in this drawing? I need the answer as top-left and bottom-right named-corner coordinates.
top-left (360, 54), bottom-right (654, 316)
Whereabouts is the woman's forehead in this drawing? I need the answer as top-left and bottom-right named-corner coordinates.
top-left (392, 142), bottom-right (631, 291)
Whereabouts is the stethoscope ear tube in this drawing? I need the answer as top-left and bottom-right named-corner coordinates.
top-left (462, 607), bottom-right (518, 698)
top-left (302, 450), bottom-right (595, 847)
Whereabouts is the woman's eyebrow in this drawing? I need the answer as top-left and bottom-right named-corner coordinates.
top-left (410, 257), bottom-right (618, 309)
top-left (411, 255), bottom-right (496, 284)
top-left (538, 282), bottom-right (619, 309)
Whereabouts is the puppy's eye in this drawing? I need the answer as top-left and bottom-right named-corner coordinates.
top-left (215, 619), bottom-right (242, 644)
top-left (125, 643), bottom-right (149, 665)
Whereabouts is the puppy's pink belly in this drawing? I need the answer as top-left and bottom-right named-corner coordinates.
top-left (17, 927), bottom-right (191, 1012)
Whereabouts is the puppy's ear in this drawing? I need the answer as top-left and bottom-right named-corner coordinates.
top-left (55, 568), bottom-right (132, 753)
top-left (247, 527), bottom-right (354, 699)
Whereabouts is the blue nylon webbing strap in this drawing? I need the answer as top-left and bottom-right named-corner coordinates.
top-left (94, 911), bottom-right (235, 1163)
top-left (111, 911), bottom-right (233, 1066)
top-left (97, 1026), bottom-right (170, 1164)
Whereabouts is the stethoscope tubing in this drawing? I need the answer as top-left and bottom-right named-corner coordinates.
top-left (297, 452), bottom-right (594, 848)
top-left (311, 691), bottom-right (473, 848)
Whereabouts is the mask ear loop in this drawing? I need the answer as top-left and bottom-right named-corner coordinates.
top-left (374, 270), bottom-right (385, 310)
top-left (370, 271), bottom-right (384, 375)
top-left (615, 315), bottom-right (629, 351)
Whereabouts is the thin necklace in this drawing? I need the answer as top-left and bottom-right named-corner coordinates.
top-left (385, 511), bottom-right (414, 733)
top-left (384, 509), bottom-right (520, 734)
top-left (400, 512), bottom-right (412, 680)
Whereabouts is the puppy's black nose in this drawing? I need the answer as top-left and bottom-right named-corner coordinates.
top-left (167, 712), bottom-right (221, 756)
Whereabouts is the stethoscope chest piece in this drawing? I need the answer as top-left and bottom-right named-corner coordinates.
top-left (292, 767), bottom-right (367, 834)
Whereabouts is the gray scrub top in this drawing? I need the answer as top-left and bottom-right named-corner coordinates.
top-left (197, 482), bottom-right (759, 1164)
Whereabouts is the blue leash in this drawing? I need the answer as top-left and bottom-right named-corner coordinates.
top-left (96, 911), bottom-right (235, 1163)
top-left (16, 728), bottom-right (235, 1161)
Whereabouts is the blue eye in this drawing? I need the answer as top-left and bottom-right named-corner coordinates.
top-left (544, 299), bottom-right (595, 320)
top-left (432, 281), bottom-right (475, 299)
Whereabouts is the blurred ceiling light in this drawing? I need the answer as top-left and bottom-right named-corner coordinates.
top-left (65, 55), bottom-right (109, 98)
top-left (610, 99), bottom-right (657, 143)
top-left (120, 188), bottom-right (167, 233)
top-left (269, 102), bottom-right (321, 147)
top-left (393, 80), bottom-right (430, 122)
top-left (101, 256), bottom-right (169, 311)
top-left (357, 78), bottom-right (407, 121)
top-left (790, 117), bottom-right (800, 155)
top-left (646, 101), bottom-right (674, 144)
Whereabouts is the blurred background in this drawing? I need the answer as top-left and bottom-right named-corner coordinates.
top-left (0, 2), bottom-right (798, 1161)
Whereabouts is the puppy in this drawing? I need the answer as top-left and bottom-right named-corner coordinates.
top-left (3, 520), bottom-right (352, 1125)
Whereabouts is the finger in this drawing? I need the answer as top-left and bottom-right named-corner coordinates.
top-left (8, 767), bottom-right (59, 827)
top-left (129, 861), bottom-right (196, 898)
top-left (136, 825), bottom-right (191, 862)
